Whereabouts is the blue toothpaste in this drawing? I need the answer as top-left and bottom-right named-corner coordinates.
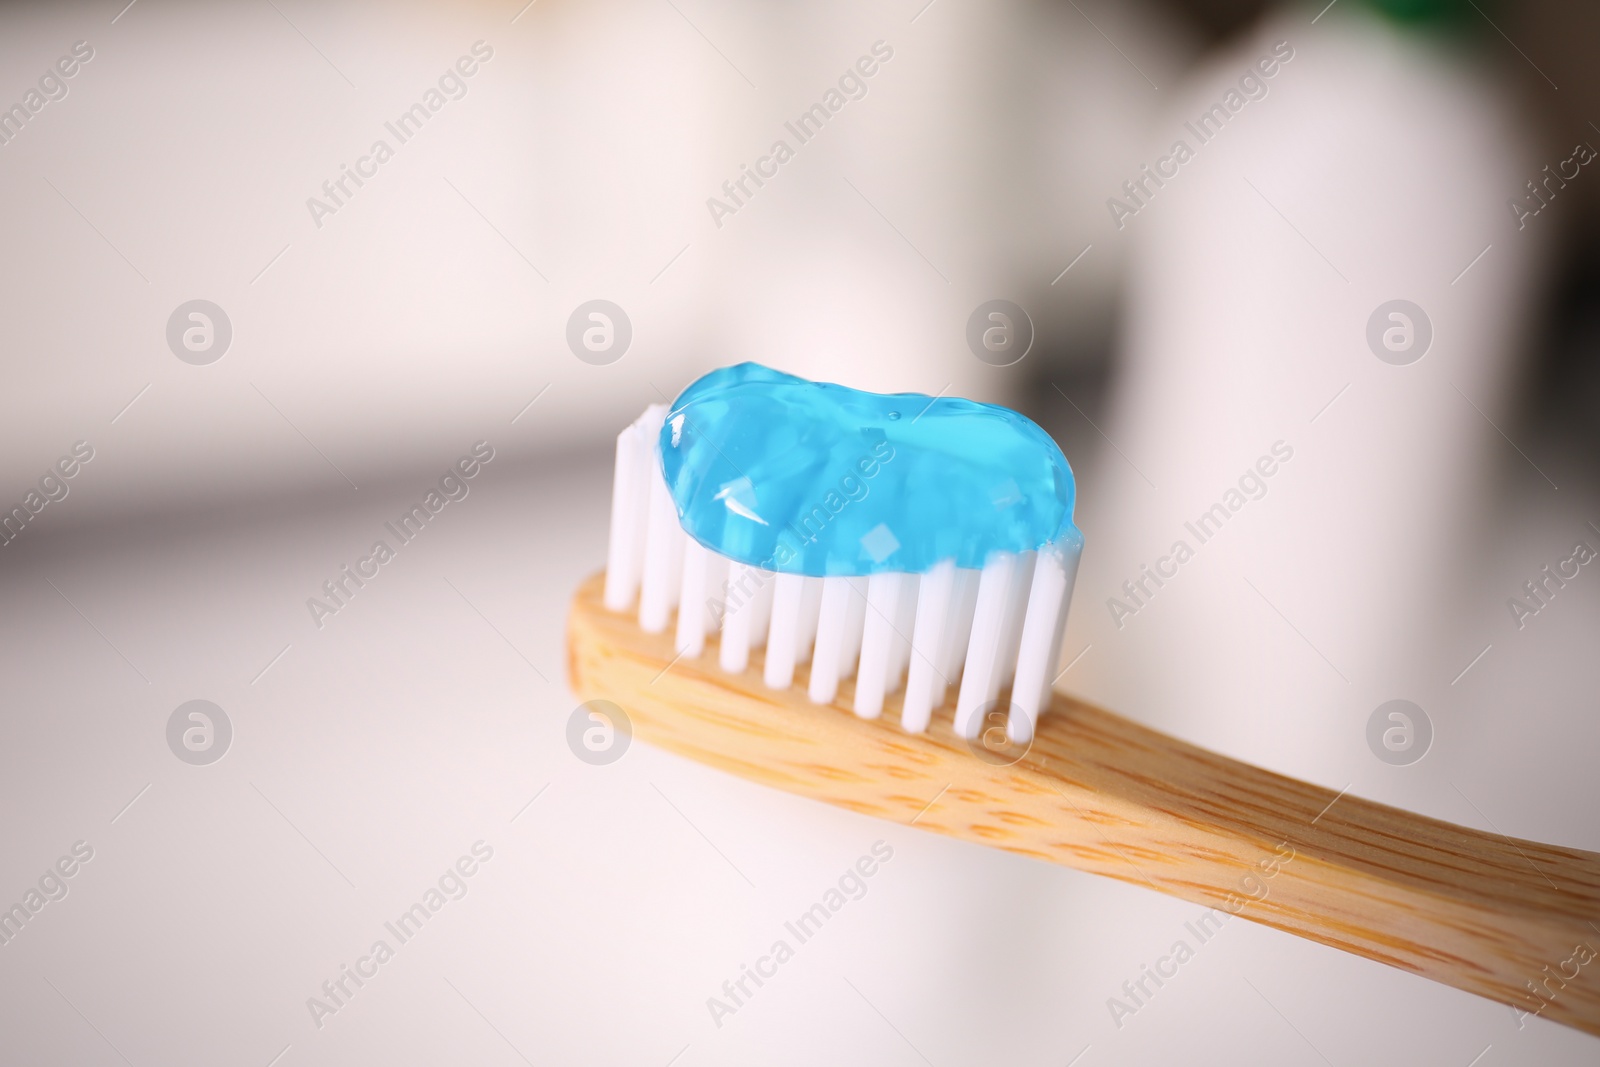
top-left (658, 363), bottom-right (1079, 576)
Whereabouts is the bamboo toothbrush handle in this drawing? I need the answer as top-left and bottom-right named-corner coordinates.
top-left (567, 572), bottom-right (1600, 1035)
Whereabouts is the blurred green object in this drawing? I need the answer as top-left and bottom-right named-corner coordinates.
top-left (1357, 0), bottom-right (1476, 28)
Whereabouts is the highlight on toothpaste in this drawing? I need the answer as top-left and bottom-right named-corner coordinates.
top-left (604, 362), bottom-right (1082, 747)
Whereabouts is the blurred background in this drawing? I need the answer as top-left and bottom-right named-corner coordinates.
top-left (2, 0), bottom-right (1599, 1063)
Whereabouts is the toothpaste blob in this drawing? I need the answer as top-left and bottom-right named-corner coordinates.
top-left (659, 363), bottom-right (1080, 577)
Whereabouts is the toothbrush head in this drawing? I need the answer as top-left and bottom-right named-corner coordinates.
top-left (602, 363), bottom-right (1081, 745)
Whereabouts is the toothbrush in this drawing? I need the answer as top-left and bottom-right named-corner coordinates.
top-left (570, 364), bottom-right (1600, 1037)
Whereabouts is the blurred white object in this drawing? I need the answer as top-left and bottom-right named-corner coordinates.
top-left (710, 0), bottom-right (1194, 399)
top-left (1071, 4), bottom-right (1550, 776)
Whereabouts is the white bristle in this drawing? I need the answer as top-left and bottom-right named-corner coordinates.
top-left (763, 573), bottom-right (806, 689)
top-left (603, 408), bottom-right (663, 612)
top-left (638, 460), bottom-right (685, 633)
top-left (852, 572), bottom-right (906, 719)
top-left (938, 568), bottom-right (980, 681)
top-left (720, 561), bottom-right (759, 673)
top-left (885, 576), bottom-right (919, 693)
top-left (901, 560), bottom-right (955, 733)
top-left (747, 568), bottom-right (774, 649)
top-left (808, 575), bottom-right (856, 704)
top-left (1043, 548), bottom-right (1077, 683)
top-left (675, 538), bottom-right (712, 656)
top-left (953, 551), bottom-right (1019, 739)
top-left (794, 577), bottom-right (823, 665)
top-left (605, 405), bottom-right (1080, 743)
top-left (1007, 544), bottom-right (1076, 744)
top-left (993, 550), bottom-right (1037, 690)
top-left (838, 576), bottom-right (869, 677)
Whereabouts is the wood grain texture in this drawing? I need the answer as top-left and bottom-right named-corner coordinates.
top-left (567, 572), bottom-right (1600, 1036)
